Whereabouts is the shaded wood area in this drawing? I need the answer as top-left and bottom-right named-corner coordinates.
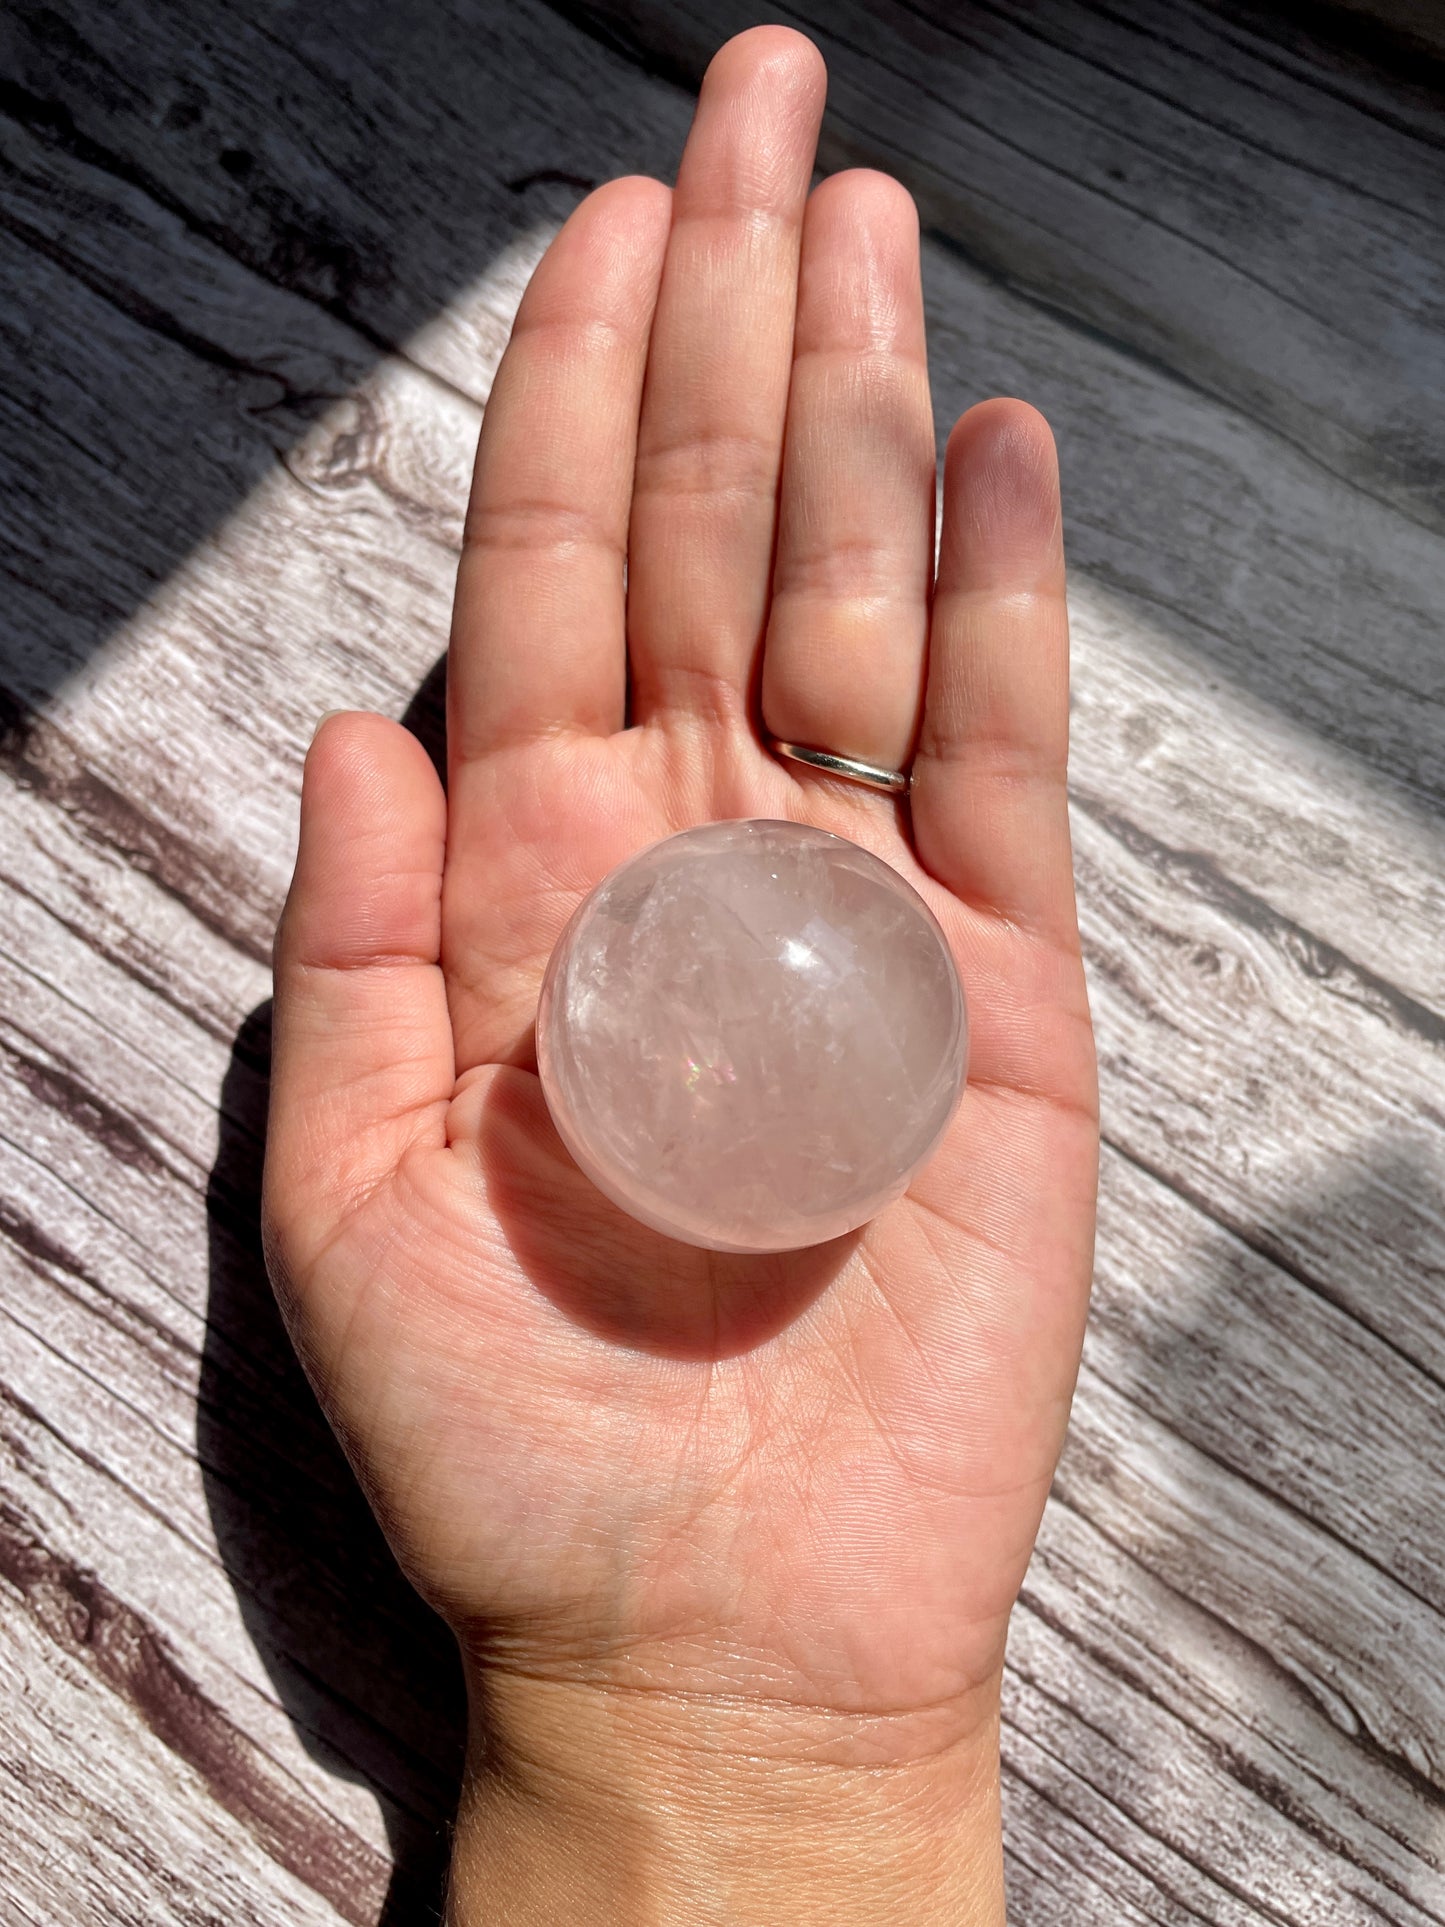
top-left (0, 0), bottom-right (1442, 1918)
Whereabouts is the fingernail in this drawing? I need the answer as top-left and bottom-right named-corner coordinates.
top-left (311, 709), bottom-right (346, 741)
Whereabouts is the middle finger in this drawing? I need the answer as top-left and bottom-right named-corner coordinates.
top-left (626, 27), bottom-right (826, 730)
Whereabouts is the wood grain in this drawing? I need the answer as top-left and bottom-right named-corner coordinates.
top-left (569, 0), bottom-right (1445, 532)
top-left (1, 0), bottom-right (1442, 1919)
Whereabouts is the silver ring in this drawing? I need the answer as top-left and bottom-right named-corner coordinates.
top-left (765, 734), bottom-right (911, 796)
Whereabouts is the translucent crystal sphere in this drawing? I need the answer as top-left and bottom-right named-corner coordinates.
top-left (536, 819), bottom-right (967, 1253)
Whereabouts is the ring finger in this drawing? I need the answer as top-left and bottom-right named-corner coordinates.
top-left (761, 169), bottom-right (935, 778)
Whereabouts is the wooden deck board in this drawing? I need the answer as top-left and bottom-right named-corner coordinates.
top-left (1, 0), bottom-right (1442, 1919)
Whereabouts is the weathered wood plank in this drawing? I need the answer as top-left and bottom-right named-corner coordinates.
top-left (0, 885), bottom-right (468, 1859)
top-left (1050, 1373), bottom-right (1445, 1845)
top-left (2, 0), bottom-right (1443, 1920)
top-left (569, 0), bottom-right (1445, 531)
top-left (10, 0), bottom-right (1444, 1405)
top-left (14, 0), bottom-right (1442, 541)
top-left (0, 0), bottom-right (688, 710)
top-left (10, 811), bottom-right (1443, 1920)
top-left (0, 1314), bottom-right (461, 1921)
top-left (1078, 807), bottom-right (1445, 1387)
top-left (0, 1532), bottom-right (357, 1926)
top-left (5, 488), bottom-right (1442, 1918)
top-left (1233, 0), bottom-right (1445, 66)
top-left (7, 5), bottom-right (1443, 1007)
top-left (925, 279), bottom-right (1445, 1007)
top-left (1002, 1771), bottom-right (1196, 1926)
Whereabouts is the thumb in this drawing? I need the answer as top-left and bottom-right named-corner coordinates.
top-left (264, 711), bottom-right (453, 1275)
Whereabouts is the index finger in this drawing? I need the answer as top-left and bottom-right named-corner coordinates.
top-left (447, 175), bottom-right (672, 768)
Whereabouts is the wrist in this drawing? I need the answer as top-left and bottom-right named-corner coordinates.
top-left (444, 1666), bottom-right (1006, 1926)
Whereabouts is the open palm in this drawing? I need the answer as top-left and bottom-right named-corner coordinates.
top-left (263, 26), bottom-right (1097, 1784)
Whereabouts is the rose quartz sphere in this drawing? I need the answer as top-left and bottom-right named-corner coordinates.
top-left (536, 819), bottom-right (967, 1253)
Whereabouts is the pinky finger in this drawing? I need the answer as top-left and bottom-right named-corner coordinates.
top-left (911, 399), bottom-right (1078, 949)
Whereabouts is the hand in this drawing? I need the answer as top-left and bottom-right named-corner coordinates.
top-left (263, 25), bottom-right (1097, 1924)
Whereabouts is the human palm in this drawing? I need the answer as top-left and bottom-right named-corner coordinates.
top-left (264, 26), bottom-right (1097, 1780)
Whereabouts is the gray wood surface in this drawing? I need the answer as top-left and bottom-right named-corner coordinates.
top-left (1, 0), bottom-right (1442, 1920)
